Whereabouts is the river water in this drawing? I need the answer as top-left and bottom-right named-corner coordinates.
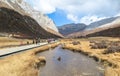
top-left (38, 46), bottom-right (104, 76)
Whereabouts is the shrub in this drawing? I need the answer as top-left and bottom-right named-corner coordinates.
top-left (91, 44), bottom-right (98, 49)
top-left (109, 41), bottom-right (120, 46)
top-left (72, 41), bottom-right (80, 45)
top-left (91, 42), bottom-right (108, 49)
top-left (89, 40), bottom-right (96, 43)
top-left (104, 46), bottom-right (120, 54)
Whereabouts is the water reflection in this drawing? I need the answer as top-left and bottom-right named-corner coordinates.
top-left (38, 46), bottom-right (104, 76)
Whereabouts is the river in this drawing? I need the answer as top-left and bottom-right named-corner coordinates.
top-left (38, 45), bottom-right (104, 76)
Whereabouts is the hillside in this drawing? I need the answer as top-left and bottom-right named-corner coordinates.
top-left (86, 18), bottom-right (120, 37)
top-left (85, 17), bottom-right (119, 30)
top-left (0, 0), bottom-right (62, 38)
top-left (58, 23), bottom-right (86, 36)
top-left (67, 18), bottom-right (120, 38)
top-left (58, 17), bottom-right (119, 36)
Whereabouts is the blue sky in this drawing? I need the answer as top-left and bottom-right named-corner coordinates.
top-left (47, 10), bottom-right (73, 26)
top-left (25, 0), bottom-right (120, 26)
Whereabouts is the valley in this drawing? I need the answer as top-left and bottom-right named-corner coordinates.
top-left (0, 0), bottom-right (120, 76)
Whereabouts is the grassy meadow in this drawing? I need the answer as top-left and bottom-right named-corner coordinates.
top-left (0, 37), bottom-right (33, 49)
top-left (61, 37), bottom-right (120, 76)
top-left (0, 42), bottom-right (59, 76)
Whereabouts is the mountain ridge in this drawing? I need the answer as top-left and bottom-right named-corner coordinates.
top-left (0, 0), bottom-right (63, 38)
top-left (58, 16), bottom-right (120, 37)
top-left (1, 0), bottom-right (58, 32)
top-left (58, 23), bottom-right (86, 36)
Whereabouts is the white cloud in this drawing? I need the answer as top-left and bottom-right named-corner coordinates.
top-left (67, 14), bottom-right (79, 23)
top-left (32, 0), bottom-right (56, 14)
top-left (115, 13), bottom-right (120, 17)
top-left (80, 15), bottom-right (107, 25)
top-left (25, 0), bottom-right (120, 24)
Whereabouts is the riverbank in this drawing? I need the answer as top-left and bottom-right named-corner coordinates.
top-left (38, 45), bottom-right (103, 76)
top-left (61, 37), bottom-right (120, 76)
top-left (0, 42), bottom-right (59, 76)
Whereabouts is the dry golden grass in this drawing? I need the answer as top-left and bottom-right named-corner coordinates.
top-left (61, 37), bottom-right (120, 76)
top-left (105, 67), bottom-right (120, 76)
top-left (0, 42), bottom-right (59, 76)
top-left (0, 37), bottom-right (33, 49)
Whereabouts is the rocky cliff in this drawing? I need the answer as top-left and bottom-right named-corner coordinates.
top-left (0, 0), bottom-right (62, 38)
